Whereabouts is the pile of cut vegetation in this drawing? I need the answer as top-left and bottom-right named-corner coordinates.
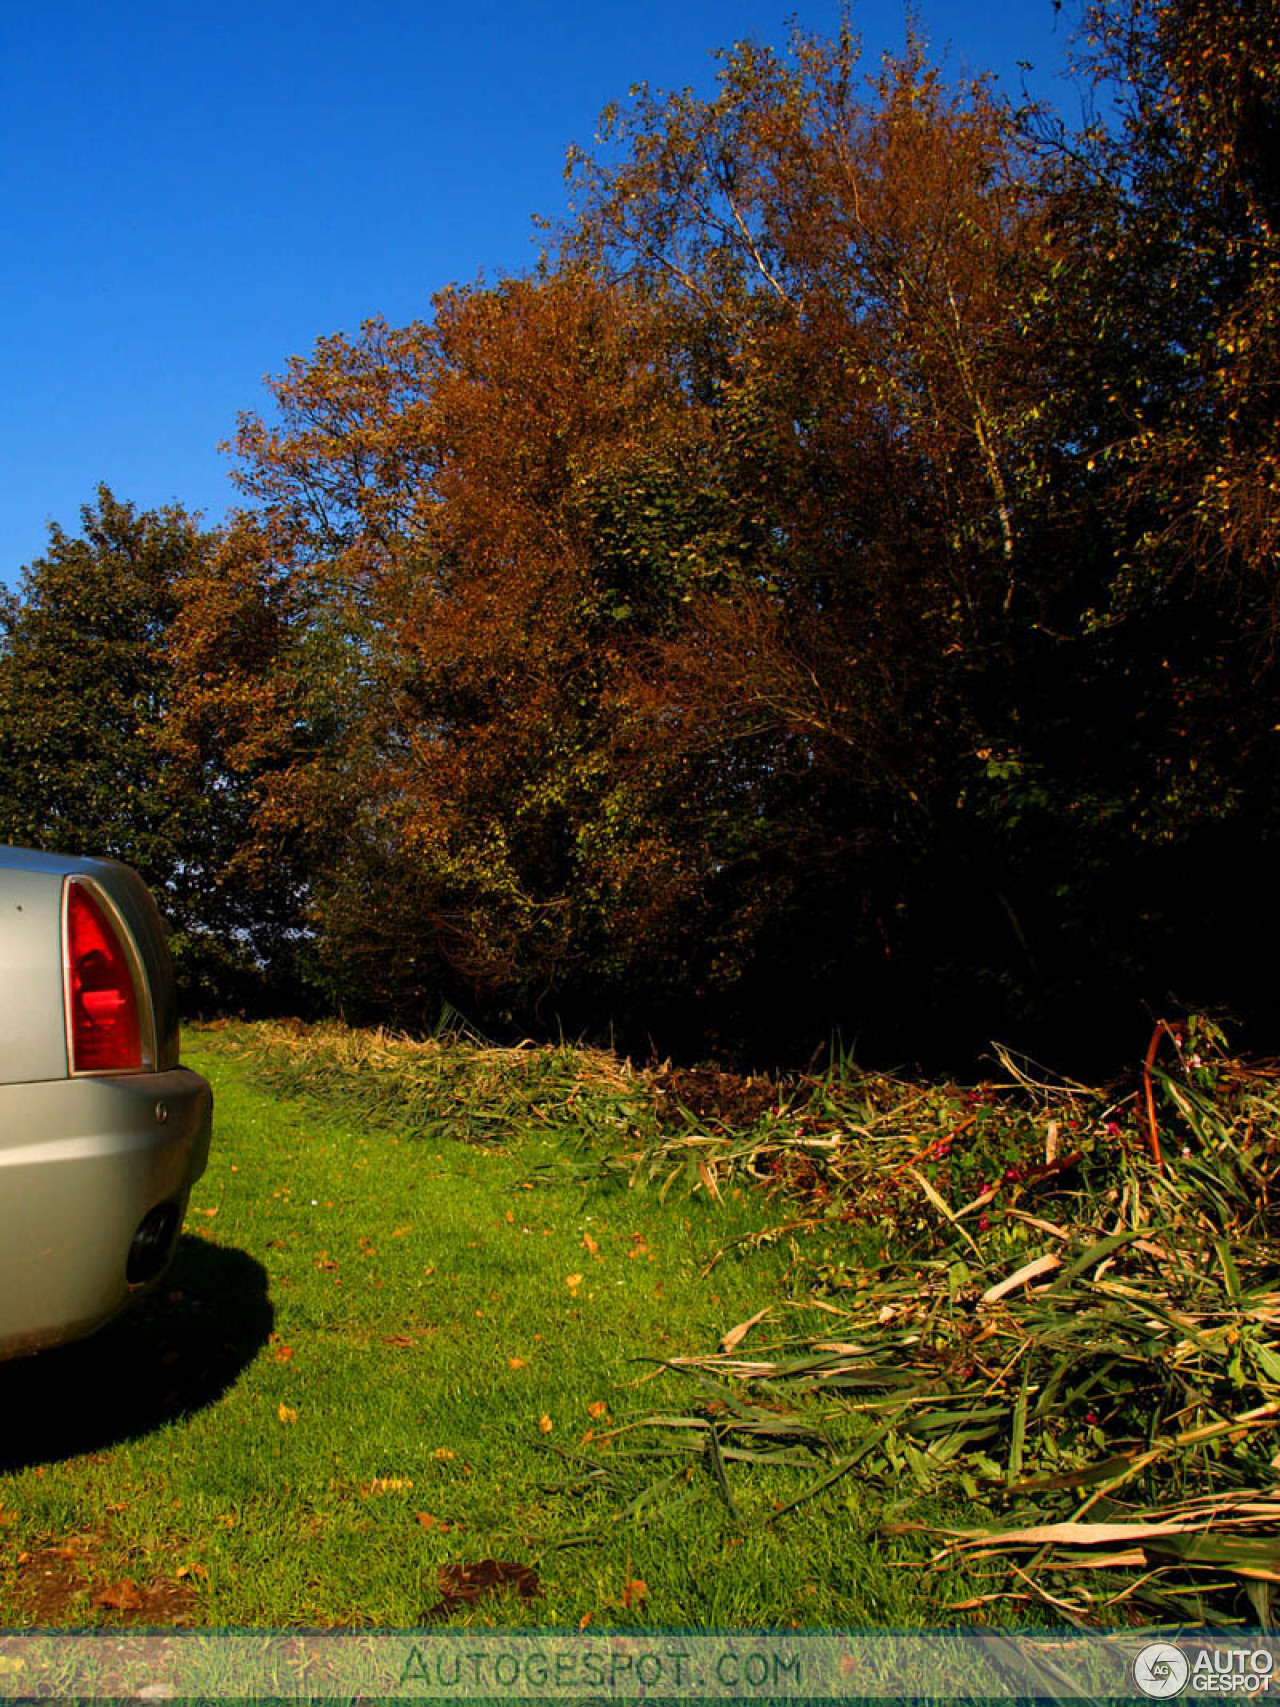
top-left (225, 1016), bottom-right (1280, 1625)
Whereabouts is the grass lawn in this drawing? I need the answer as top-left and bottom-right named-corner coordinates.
top-left (3, 1017), bottom-right (1276, 1631)
top-left (0, 1025), bottom-right (991, 1629)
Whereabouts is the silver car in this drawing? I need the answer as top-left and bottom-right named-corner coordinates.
top-left (0, 845), bottom-right (212, 1359)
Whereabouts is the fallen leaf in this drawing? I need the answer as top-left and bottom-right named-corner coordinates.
top-left (582, 1232), bottom-right (600, 1259)
top-left (587, 1400), bottom-right (608, 1419)
top-left (363, 1477), bottom-right (414, 1496)
top-left (175, 1563), bottom-right (209, 1581)
top-left (720, 1306), bottom-right (772, 1353)
top-left (622, 1577), bottom-right (648, 1608)
top-left (565, 1273), bottom-right (584, 1296)
top-left (427, 1560), bottom-right (541, 1618)
top-left (277, 1404), bottom-right (298, 1424)
top-left (505, 1210), bottom-right (515, 1224)
top-left (432, 1448), bottom-right (456, 1462)
top-left (95, 1580), bottom-right (144, 1611)
top-left (508, 1357), bottom-right (527, 1370)
top-left (578, 1611), bottom-right (592, 1630)
top-left (538, 1414), bottom-right (554, 1434)
top-left (273, 1345), bottom-right (295, 1362)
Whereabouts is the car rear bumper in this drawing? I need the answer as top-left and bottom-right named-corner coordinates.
top-left (0, 1067), bottom-right (212, 1358)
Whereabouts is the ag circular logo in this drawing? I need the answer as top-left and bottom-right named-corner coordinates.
top-left (1135, 1644), bottom-right (1191, 1698)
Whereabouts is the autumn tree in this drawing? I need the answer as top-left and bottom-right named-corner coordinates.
top-left (179, 0), bottom-right (1280, 1062)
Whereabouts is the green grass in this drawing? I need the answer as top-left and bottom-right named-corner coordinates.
top-left (7, 1016), bottom-right (1274, 1629)
top-left (0, 1023), bottom-right (995, 1629)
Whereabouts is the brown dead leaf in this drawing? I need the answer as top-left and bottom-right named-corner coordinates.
top-left (622, 1577), bottom-right (648, 1608)
top-left (425, 1559), bottom-right (541, 1620)
top-left (273, 1344), bottom-right (295, 1363)
top-left (95, 1580), bottom-right (144, 1611)
top-left (175, 1563), bottom-right (209, 1582)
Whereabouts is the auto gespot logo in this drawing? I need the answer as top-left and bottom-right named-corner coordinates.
top-left (1134, 1644), bottom-right (1277, 1698)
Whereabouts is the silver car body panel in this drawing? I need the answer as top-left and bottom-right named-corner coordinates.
top-left (0, 1068), bottom-right (211, 1357)
top-left (0, 845), bottom-right (211, 1359)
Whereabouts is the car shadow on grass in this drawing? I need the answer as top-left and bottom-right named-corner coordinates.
top-left (0, 1237), bottom-right (272, 1470)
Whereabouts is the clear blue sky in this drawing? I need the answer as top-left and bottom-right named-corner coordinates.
top-left (1, 0), bottom-right (1080, 586)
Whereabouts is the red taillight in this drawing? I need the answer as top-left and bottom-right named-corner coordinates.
top-left (64, 880), bottom-right (143, 1072)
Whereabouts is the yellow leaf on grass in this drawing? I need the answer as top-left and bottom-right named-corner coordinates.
top-left (565, 1273), bottom-right (584, 1296)
top-left (508, 1357), bottom-right (527, 1369)
top-left (720, 1306), bottom-right (772, 1353)
top-left (538, 1414), bottom-right (554, 1434)
top-left (587, 1400), bottom-right (608, 1419)
top-left (363, 1477), bottom-right (414, 1496)
top-left (432, 1448), bottom-right (456, 1461)
top-left (277, 1404), bottom-right (298, 1424)
top-left (582, 1232), bottom-right (600, 1259)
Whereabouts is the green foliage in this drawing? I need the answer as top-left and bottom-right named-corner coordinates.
top-left (0, 490), bottom-right (306, 1012)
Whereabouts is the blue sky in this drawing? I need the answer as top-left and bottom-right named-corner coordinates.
top-left (1, 0), bottom-right (1080, 586)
